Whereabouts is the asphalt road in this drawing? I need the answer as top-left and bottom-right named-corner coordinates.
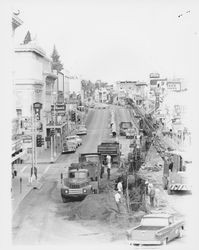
top-left (12, 105), bottom-right (191, 248)
top-left (12, 107), bottom-right (112, 245)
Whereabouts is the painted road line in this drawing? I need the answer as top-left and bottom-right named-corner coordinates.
top-left (43, 165), bottom-right (51, 175)
top-left (20, 165), bottom-right (28, 173)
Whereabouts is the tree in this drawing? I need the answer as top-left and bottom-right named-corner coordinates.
top-left (51, 45), bottom-right (64, 72)
top-left (23, 31), bottom-right (32, 44)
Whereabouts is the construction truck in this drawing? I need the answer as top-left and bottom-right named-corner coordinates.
top-left (119, 122), bottom-right (133, 136)
top-left (162, 150), bottom-right (192, 194)
top-left (61, 157), bottom-right (100, 202)
top-left (97, 140), bottom-right (121, 167)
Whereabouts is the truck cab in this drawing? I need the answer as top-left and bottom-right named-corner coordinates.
top-left (162, 150), bottom-right (192, 194)
top-left (119, 122), bottom-right (133, 136)
top-left (61, 168), bottom-right (93, 202)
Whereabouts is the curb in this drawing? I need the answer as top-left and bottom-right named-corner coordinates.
top-left (12, 177), bottom-right (46, 217)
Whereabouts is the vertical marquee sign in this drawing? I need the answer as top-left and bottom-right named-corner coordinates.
top-left (33, 102), bottom-right (42, 120)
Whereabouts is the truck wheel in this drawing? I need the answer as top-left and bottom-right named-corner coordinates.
top-left (167, 188), bottom-right (172, 195)
top-left (162, 238), bottom-right (168, 245)
top-left (178, 228), bottom-right (184, 238)
top-left (163, 181), bottom-right (168, 190)
top-left (62, 197), bottom-right (68, 203)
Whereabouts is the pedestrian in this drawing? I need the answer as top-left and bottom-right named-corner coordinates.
top-left (117, 179), bottom-right (123, 194)
top-left (148, 182), bottom-right (153, 194)
top-left (106, 155), bottom-right (111, 180)
top-left (100, 163), bottom-right (105, 179)
top-left (154, 188), bottom-right (160, 207)
top-left (145, 180), bottom-right (149, 195)
top-left (114, 190), bottom-right (122, 213)
top-left (106, 154), bottom-right (111, 164)
top-left (149, 184), bottom-right (155, 207)
top-left (107, 162), bottom-right (111, 180)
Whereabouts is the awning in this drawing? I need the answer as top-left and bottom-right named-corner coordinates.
top-left (12, 150), bottom-right (26, 163)
top-left (46, 122), bottom-right (67, 129)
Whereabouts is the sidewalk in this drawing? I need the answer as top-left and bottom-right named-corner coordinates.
top-left (12, 148), bottom-right (61, 216)
top-left (11, 175), bottom-right (33, 216)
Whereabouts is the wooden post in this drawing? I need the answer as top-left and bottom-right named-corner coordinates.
top-left (126, 168), bottom-right (130, 212)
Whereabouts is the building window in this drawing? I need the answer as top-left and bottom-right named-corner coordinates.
top-left (16, 109), bottom-right (22, 117)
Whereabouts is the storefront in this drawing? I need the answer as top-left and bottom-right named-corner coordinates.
top-left (46, 122), bottom-right (67, 154)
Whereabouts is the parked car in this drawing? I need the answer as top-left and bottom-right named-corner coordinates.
top-left (126, 213), bottom-right (184, 246)
top-left (62, 140), bottom-right (76, 153)
top-left (90, 103), bottom-right (95, 108)
top-left (65, 135), bottom-right (82, 147)
top-left (76, 125), bottom-right (87, 135)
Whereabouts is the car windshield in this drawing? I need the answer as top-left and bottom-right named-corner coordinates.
top-left (84, 155), bottom-right (98, 162)
top-left (78, 126), bottom-right (85, 129)
top-left (141, 217), bottom-right (169, 227)
top-left (122, 123), bottom-right (132, 129)
top-left (69, 172), bottom-right (87, 178)
top-left (127, 129), bottom-right (135, 133)
top-left (66, 137), bottom-right (75, 140)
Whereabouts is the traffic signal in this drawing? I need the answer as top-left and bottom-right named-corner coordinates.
top-left (51, 129), bottom-right (55, 136)
top-left (71, 111), bottom-right (76, 122)
top-left (41, 137), bottom-right (44, 146)
top-left (36, 135), bottom-right (42, 147)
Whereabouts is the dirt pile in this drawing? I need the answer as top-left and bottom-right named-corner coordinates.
top-left (143, 144), bottom-right (164, 170)
top-left (68, 192), bottom-right (119, 221)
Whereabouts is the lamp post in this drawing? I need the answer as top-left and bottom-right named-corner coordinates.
top-left (53, 93), bottom-right (57, 159)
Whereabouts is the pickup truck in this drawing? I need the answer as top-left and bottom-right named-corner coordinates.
top-left (126, 213), bottom-right (184, 246)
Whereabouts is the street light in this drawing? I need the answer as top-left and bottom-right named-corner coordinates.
top-left (51, 90), bottom-right (57, 163)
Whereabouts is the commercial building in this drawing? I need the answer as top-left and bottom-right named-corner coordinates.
top-left (13, 40), bottom-right (70, 160)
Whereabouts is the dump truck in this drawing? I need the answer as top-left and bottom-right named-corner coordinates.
top-left (61, 159), bottom-right (100, 202)
top-left (162, 150), bottom-right (192, 194)
top-left (119, 121), bottom-right (133, 136)
top-left (97, 140), bottom-right (121, 167)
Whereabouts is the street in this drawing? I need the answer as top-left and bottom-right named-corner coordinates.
top-left (12, 106), bottom-right (191, 248)
top-left (12, 108), bottom-right (113, 245)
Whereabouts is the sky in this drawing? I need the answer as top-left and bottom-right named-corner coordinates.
top-left (10, 0), bottom-right (199, 85)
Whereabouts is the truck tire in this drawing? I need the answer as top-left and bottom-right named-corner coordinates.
top-left (167, 188), bottom-right (172, 195)
top-left (62, 197), bottom-right (68, 203)
top-left (162, 238), bottom-right (168, 245)
top-left (178, 228), bottom-right (184, 238)
top-left (163, 179), bottom-right (168, 190)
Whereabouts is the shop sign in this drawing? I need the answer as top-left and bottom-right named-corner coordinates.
top-left (23, 136), bottom-right (32, 143)
top-left (51, 104), bottom-right (66, 111)
top-left (150, 73), bottom-right (160, 78)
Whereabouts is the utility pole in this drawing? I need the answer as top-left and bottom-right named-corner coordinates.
top-left (31, 105), bottom-right (37, 183)
top-left (53, 95), bottom-right (57, 159)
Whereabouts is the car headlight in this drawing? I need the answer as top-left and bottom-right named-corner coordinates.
top-left (83, 189), bottom-right (87, 193)
top-left (171, 180), bottom-right (175, 183)
top-left (65, 189), bottom-right (69, 194)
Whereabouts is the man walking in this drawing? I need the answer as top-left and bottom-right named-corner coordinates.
top-left (117, 178), bottom-right (123, 194)
top-left (149, 183), bottom-right (155, 207)
top-left (107, 163), bottom-right (111, 180)
top-left (114, 190), bottom-right (122, 213)
top-left (106, 155), bottom-right (111, 180)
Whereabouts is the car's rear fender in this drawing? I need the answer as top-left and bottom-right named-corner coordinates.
top-left (156, 221), bottom-right (184, 241)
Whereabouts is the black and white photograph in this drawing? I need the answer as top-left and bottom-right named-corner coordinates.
top-left (2, 0), bottom-right (199, 249)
